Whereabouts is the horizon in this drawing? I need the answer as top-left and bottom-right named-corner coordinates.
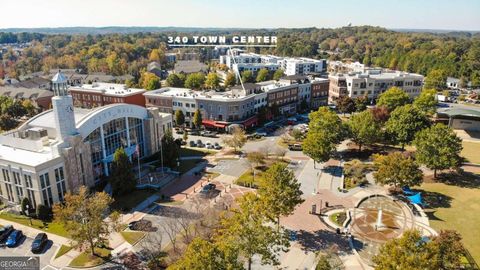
top-left (1, 0), bottom-right (479, 32)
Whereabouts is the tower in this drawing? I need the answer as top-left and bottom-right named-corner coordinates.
top-left (51, 71), bottom-right (77, 141)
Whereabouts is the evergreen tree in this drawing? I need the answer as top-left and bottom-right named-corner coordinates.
top-left (109, 147), bottom-right (136, 196)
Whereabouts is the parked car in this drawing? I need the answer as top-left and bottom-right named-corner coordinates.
top-left (6, 230), bottom-right (23, 247)
top-left (189, 140), bottom-right (196, 147)
top-left (190, 130), bottom-right (200, 136)
top-left (176, 129), bottom-right (184, 134)
top-left (128, 220), bottom-right (154, 231)
top-left (201, 131), bottom-right (217, 138)
top-left (0, 225), bottom-right (14, 242)
top-left (31, 233), bottom-right (48, 253)
top-left (199, 183), bottom-right (217, 197)
top-left (196, 139), bottom-right (204, 148)
top-left (214, 142), bottom-right (222, 150)
top-left (288, 144), bottom-right (302, 151)
top-left (205, 141), bottom-right (214, 149)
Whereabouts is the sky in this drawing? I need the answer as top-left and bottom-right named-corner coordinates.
top-left (1, 0), bottom-right (479, 31)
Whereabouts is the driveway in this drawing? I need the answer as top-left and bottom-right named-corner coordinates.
top-left (0, 235), bottom-right (59, 270)
top-left (208, 159), bottom-right (249, 177)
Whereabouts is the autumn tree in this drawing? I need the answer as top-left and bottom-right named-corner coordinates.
top-left (354, 95), bottom-right (369, 112)
top-left (336, 96), bottom-right (356, 115)
top-left (424, 69), bottom-right (447, 90)
top-left (258, 163), bottom-right (304, 230)
top-left (174, 110), bottom-right (185, 127)
top-left (347, 110), bottom-right (379, 151)
top-left (205, 72), bottom-right (220, 89)
top-left (185, 72), bottom-right (205, 90)
top-left (217, 193), bottom-right (289, 270)
top-left (273, 69), bottom-right (284, 81)
top-left (376, 87), bottom-right (410, 112)
top-left (246, 151), bottom-right (265, 182)
top-left (373, 152), bottom-right (423, 187)
top-left (413, 124), bottom-right (462, 178)
top-left (222, 126), bottom-right (247, 152)
top-left (168, 237), bottom-right (242, 270)
top-left (166, 73), bottom-right (184, 87)
top-left (141, 72), bottom-right (161, 90)
top-left (385, 104), bottom-right (430, 150)
top-left (256, 68), bottom-right (270, 82)
top-left (224, 72), bottom-right (237, 87)
top-left (53, 186), bottom-right (120, 256)
top-left (109, 147), bottom-right (136, 196)
top-left (303, 107), bottom-right (345, 167)
top-left (192, 109), bottom-right (202, 129)
top-left (413, 88), bottom-right (438, 115)
top-left (241, 70), bottom-right (254, 83)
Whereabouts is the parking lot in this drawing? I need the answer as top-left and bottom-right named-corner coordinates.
top-left (0, 235), bottom-right (58, 270)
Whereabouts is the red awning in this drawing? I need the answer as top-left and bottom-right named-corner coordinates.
top-left (242, 116), bottom-right (258, 128)
top-left (202, 119), bottom-right (227, 128)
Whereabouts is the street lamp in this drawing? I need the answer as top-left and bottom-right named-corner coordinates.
top-left (25, 204), bottom-right (32, 226)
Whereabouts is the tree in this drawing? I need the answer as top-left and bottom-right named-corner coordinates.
top-left (205, 72), bottom-right (220, 89)
top-left (291, 128), bottom-right (303, 141)
top-left (182, 130), bottom-right (188, 142)
top-left (355, 95), bottom-right (369, 112)
top-left (372, 230), bottom-right (438, 270)
top-left (149, 49), bottom-right (162, 62)
top-left (224, 72), bottom-right (237, 87)
top-left (53, 186), bottom-right (120, 256)
top-left (241, 70), bottom-right (254, 83)
top-left (22, 100), bottom-right (36, 116)
top-left (431, 230), bottom-right (465, 270)
top-left (376, 87), bottom-right (410, 112)
top-left (192, 109), bottom-right (202, 129)
top-left (385, 104), bottom-right (430, 150)
top-left (174, 110), bottom-right (185, 127)
top-left (373, 152), bottom-right (423, 187)
top-left (336, 96), bottom-right (355, 115)
top-left (141, 72), bottom-right (161, 90)
top-left (370, 106), bottom-right (390, 123)
top-left (185, 72), bottom-right (205, 90)
top-left (166, 73), bottom-right (184, 87)
top-left (161, 129), bottom-right (180, 168)
top-left (413, 89), bottom-right (437, 115)
top-left (109, 147), bottom-right (136, 197)
top-left (217, 193), bottom-right (289, 270)
top-left (21, 197), bottom-right (31, 216)
top-left (0, 114), bottom-right (18, 131)
top-left (273, 69), bottom-right (284, 81)
top-left (36, 204), bottom-right (50, 221)
top-left (347, 110), bottom-right (380, 151)
top-left (169, 237), bottom-right (243, 270)
top-left (413, 124), bottom-right (462, 178)
top-left (303, 107), bottom-right (345, 166)
top-left (316, 255), bottom-right (332, 270)
top-left (258, 163), bottom-right (304, 230)
top-left (246, 151), bottom-right (265, 183)
top-left (424, 69), bottom-right (447, 90)
top-left (223, 126), bottom-right (247, 152)
top-left (256, 68), bottom-right (269, 82)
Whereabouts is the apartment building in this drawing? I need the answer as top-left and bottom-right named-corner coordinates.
top-left (281, 58), bottom-right (327, 76)
top-left (310, 78), bottom-right (330, 109)
top-left (328, 70), bottom-right (424, 102)
top-left (69, 82), bottom-right (146, 108)
top-left (144, 88), bottom-right (198, 126)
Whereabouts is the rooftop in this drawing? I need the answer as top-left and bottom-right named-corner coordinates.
top-left (69, 82), bottom-right (145, 97)
top-left (0, 86), bottom-right (53, 100)
top-left (174, 60), bottom-right (208, 74)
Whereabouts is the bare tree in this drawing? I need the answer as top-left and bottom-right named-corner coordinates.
top-left (275, 148), bottom-right (287, 161)
top-left (138, 229), bottom-right (166, 269)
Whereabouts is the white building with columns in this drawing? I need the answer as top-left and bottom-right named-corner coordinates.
top-left (0, 72), bottom-right (172, 207)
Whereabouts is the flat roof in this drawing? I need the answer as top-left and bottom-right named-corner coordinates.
top-left (437, 108), bottom-right (480, 118)
top-left (0, 143), bottom-right (60, 167)
top-left (69, 83), bottom-right (145, 97)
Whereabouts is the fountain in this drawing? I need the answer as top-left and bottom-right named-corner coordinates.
top-left (375, 208), bottom-right (384, 231)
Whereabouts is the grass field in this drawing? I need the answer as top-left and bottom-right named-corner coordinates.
top-left (421, 181), bottom-right (480, 264)
top-left (120, 231), bottom-right (146, 245)
top-left (461, 141), bottom-right (480, 164)
top-left (69, 247), bottom-right (111, 267)
top-left (111, 189), bottom-right (157, 212)
top-left (0, 212), bottom-right (69, 238)
top-left (55, 245), bottom-right (73, 259)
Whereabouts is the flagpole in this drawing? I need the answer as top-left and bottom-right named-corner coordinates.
top-left (136, 138), bottom-right (141, 181)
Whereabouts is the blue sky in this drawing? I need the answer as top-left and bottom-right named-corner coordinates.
top-left (1, 0), bottom-right (479, 30)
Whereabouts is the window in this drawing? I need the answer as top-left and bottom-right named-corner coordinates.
top-left (2, 169), bottom-right (10, 182)
top-left (40, 173), bottom-right (53, 206)
top-left (55, 167), bottom-right (67, 201)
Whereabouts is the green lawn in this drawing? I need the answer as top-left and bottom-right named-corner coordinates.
top-left (0, 212), bottom-right (69, 238)
top-left (421, 182), bottom-right (480, 264)
top-left (121, 231), bottom-right (146, 245)
top-left (180, 147), bottom-right (215, 157)
top-left (55, 245), bottom-right (73, 259)
top-left (461, 141), bottom-right (480, 164)
top-left (235, 169), bottom-right (263, 188)
top-left (111, 189), bottom-right (157, 212)
top-left (329, 212), bottom-right (347, 227)
top-left (69, 247), bottom-right (111, 268)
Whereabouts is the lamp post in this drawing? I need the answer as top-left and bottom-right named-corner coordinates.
top-left (25, 204), bottom-right (32, 226)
